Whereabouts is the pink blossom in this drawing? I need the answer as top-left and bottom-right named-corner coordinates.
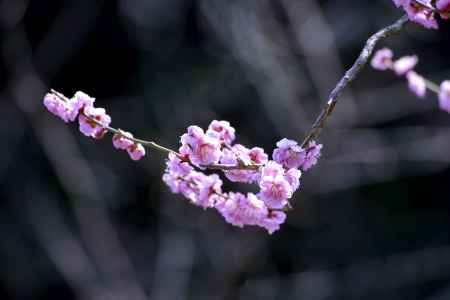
top-left (437, 0), bottom-right (450, 17)
top-left (166, 152), bottom-right (193, 176)
top-left (112, 131), bottom-right (134, 150)
top-left (127, 143), bottom-right (146, 161)
top-left (301, 141), bottom-right (323, 171)
top-left (257, 211), bottom-right (286, 234)
top-left (221, 146), bottom-right (260, 183)
top-left (180, 125), bottom-right (222, 167)
top-left (180, 125), bottom-right (204, 145)
top-left (78, 106), bottom-right (111, 139)
top-left (162, 173), bottom-right (181, 193)
top-left (284, 168), bottom-right (301, 192)
top-left (248, 147), bottom-right (268, 164)
top-left (393, 55), bottom-right (418, 76)
top-left (206, 120), bottom-right (236, 145)
top-left (260, 161), bottom-right (285, 178)
top-left (437, 0), bottom-right (450, 11)
top-left (396, 0), bottom-right (439, 29)
top-left (272, 138), bottom-right (306, 169)
top-left (438, 80), bottom-right (450, 113)
top-left (406, 71), bottom-right (427, 98)
top-left (195, 173), bottom-right (222, 209)
top-left (259, 175), bottom-right (292, 209)
top-left (371, 48), bottom-right (393, 71)
top-left (216, 192), bottom-right (268, 227)
top-left (43, 93), bottom-right (74, 123)
top-left (165, 168), bottom-right (222, 209)
top-left (162, 153), bottom-right (194, 193)
top-left (69, 91), bottom-right (95, 112)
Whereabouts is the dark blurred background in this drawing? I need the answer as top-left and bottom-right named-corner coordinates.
top-left (1, 0), bottom-right (450, 299)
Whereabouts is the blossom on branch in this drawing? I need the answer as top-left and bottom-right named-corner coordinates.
top-left (371, 48), bottom-right (450, 114)
top-left (43, 89), bottom-right (324, 233)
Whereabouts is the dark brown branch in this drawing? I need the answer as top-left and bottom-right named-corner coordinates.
top-left (300, 15), bottom-right (409, 148)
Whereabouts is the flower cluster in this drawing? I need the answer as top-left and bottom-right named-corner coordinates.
top-left (162, 121), bottom-right (322, 234)
top-left (371, 48), bottom-right (450, 113)
top-left (392, 0), bottom-right (450, 29)
top-left (43, 91), bottom-right (146, 160)
top-left (43, 91), bottom-right (323, 234)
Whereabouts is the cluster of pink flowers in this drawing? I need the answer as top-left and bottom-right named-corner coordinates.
top-left (162, 121), bottom-right (322, 234)
top-left (43, 91), bottom-right (146, 160)
top-left (371, 48), bottom-right (450, 113)
top-left (392, 0), bottom-right (450, 29)
top-left (43, 91), bottom-right (323, 234)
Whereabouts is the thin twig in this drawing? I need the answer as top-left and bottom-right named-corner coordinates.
top-left (300, 15), bottom-right (410, 148)
top-left (50, 89), bottom-right (262, 171)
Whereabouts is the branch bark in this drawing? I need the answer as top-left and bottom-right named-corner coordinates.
top-left (300, 15), bottom-right (410, 148)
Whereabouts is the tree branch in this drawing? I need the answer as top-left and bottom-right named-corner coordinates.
top-left (50, 90), bottom-right (262, 171)
top-left (300, 15), bottom-right (410, 148)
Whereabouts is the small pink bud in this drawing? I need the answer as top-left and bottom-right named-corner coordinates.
top-left (371, 48), bottom-right (393, 71)
top-left (112, 131), bottom-right (134, 150)
top-left (406, 71), bottom-right (426, 98)
top-left (127, 143), bottom-right (146, 161)
top-left (393, 55), bottom-right (418, 76)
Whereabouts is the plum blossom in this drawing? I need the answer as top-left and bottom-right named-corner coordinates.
top-left (221, 148), bottom-right (255, 183)
top-left (43, 93), bottom-right (74, 123)
top-left (248, 147), bottom-right (268, 164)
top-left (393, 55), bottom-right (418, 76)
top-left (221, 145), bottom-right (266, 183)
top-left (163, 153), bottom-right (193, 193)
top-left (392, 0), bottom-right (439, 29)
top-left (257, 211), bottom-right (287, 234)
top-left (272, 138), bottom-right (306, 169)
top-left (439, 81), bottom-right (450, 113)
top-left (69, 91), bottom-right (95, 113)
top-left (302, 141), bottom-right (323, 171)
top-left (196, 173), bottom-right (223, 208)
top-left (167, 152), bottom-right (193, 176)
top-left (371, 48), bottom-right (393, 71)
top-left (259, 174), bottom-right (292, 209)
top-left (216, 192), bottom-right (268, 228)
top-left (206, 120), bottom-right (236, 145)
top-left (406, 71), bottom-right (427, 98)
top-left (437, 0), bottom-right (450, 16)
top-left (261, 161), bottom-right (285, 178)
top-left (127, 143), bottom-right (146, 161)
top-left (284, 168), bottom-right (302, 192)
top-left (180, 126), bottom-right (222, 167)
top-left (78, 106), bottom-right (111, 139)
top-left (44, 91), bottom-right (326, 234)
top-left (112, 131), bottom-right (135, 150)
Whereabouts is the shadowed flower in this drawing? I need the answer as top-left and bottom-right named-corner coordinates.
top-left (301, 141), bottom-right (323, 171)
top-left (257, 210), bottom-right (287, 234)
